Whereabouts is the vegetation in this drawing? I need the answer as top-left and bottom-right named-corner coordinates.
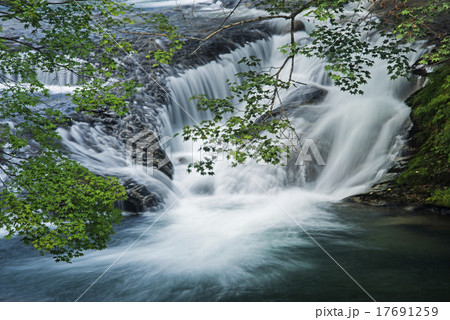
top-left (397, 64), bottom-right (449, 207)
top-left (181, 0), bottom-right (449, 175)
top-left (0, 0), bottom-right (448, 261)
top-left (0, 0), bottom-right (182, 262)
top-left (371, 0), bottom-right (449, 207)
top-left (0, 0), bottom-right (136, 262)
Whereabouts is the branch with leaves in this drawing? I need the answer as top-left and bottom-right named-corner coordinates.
top-left (0, 0), bottom-right (173, 262)
top-left (180, 0), bottom-right (437, 175)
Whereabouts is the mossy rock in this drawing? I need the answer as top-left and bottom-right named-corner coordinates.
top-left (397, 64), bottom-right (450, 207)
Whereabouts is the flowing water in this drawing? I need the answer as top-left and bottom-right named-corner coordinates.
top-left (0, 1), bottom-right (449, 302)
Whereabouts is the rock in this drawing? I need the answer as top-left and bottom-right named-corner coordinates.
top-left (168, 18), bottom-right (272, 68)
top-left (221, 0), bottom-right (240, 8)
top-left (367, 182), bottom-right (391, 193)
top-left (177, 156), bottom-right (189, 164)
top-left (283, 85), bottom-right (328, 106)
top-left (255, 85), bottom-right (327, 124)
top-left (388, 155), bottom-right (414, 173)
top-left (70, 104), bottom-right (174, 181)
top-left (152, 147), bottom-right (174, 179)
top-left (71, 112), bottom-right (95, 124)
top-left (376, 173), bottom-right (398, 185)
top-left (281, 20), bottom-right (305, 34)
top-left (121, 180), bottom-right (164, 213)
top-left (123, 129), bottom-right (174, 179)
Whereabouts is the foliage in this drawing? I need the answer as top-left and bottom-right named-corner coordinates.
top-left (298, 24), bottom-right (412, 94)
top-left (388, 0), bottom-right (449, 41)
top-left (419, 36), bottom-right (450, 66)
top-left (375, 0), bottom-right (449, 66)
top-left (397, 64), bottom-right (450, 207)
top-left (182, 56), bottom-right (294, 174)
top-left (144, 13), bottom-right (185, 66)
top-left (182, 0), bottom-right (446, 175)
top-left (0, 0), bottom-right (182, 261)
top-left (0, 153), bottom-right (126, 262)
top-left (427, 188), bottom-right (450, 207)
top-left (0, 0), bottom-right (448, 260)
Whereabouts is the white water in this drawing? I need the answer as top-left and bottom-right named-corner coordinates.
top-left (49, 5), bottom-right (429, 290)
top-left (0, 3), bottom-right (440, 302)
top-left (164, 31), bottom-right (424, 196)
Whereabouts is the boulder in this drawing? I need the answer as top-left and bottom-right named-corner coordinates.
top-left (121, 180), bottom-right (164, 213)
top-left (121, 128), bottom-right (174, 179)
top-left (255, 85), bottom-right (327, 124)
top-left (283, 85), bottom-right (327, 106)
top-left (281, 20), bottom-right (305, 34)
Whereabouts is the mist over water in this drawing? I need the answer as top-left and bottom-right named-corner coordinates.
top-left (1, 1), bottom-right (449, 302)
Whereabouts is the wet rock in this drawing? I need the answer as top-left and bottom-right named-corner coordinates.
top-left (346, 173), bottom-right (450, 215)
top-left (69, 102), bottom-right (174, 182)
top-left (221, 0), bottom-right (241, 8)
top-left (169, 19), bottom-right (272, 68)
top-left (283, 85), bottom-right (328, 106)
top-left (281, 20), bottom-right (305, 34)
top-left (69, 105), bottom-right (174, 213)
top-left (255, 85), bottom-right (327, 124)
top-left (71, 112), bottom-right (95, 124)
top-left (121, 180), bottom-right (164, 213)
top-left (121, 128), bottom-right (174, 179)
top-left (152, 147), bottom-right (174, 179)
top-left (388, 155), bottom-right (415, 173)
top-left (347, 186), bottom-right (450, 215)
top-left (176, 156), bottom-right (189, 164)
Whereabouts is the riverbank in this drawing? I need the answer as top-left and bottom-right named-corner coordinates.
top-left (347, 64), bottom-right (449, 214)
top-left (346, 1), bottom-right (449, 213)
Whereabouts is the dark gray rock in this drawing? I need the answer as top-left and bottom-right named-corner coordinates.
top-left (255, 85), bottom-right (327, 124)
top-left (283, 85), bottom-right (328, 106)
top-left (120, 128), bottom-right (174, 180)
top-left (69, 105), bottom-right (174, 214)
top-left (281, 20), bottom-right (305, 34)
top-left (121, 180), bottom-right (164, 213)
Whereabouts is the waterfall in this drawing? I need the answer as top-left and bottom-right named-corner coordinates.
top-left (5, 0), bottom-right (426, 272)
top-left (2, 1), bottom-right (446, 303)
top-left (164, 39), bottom-right (273, 132)
top-left (162, 29), bottom-right (426, 199)
top-left (56, 3), bottom-right (427, 204)
top-left (70, 16), bottom-right (426, 293)
top-left (6, 69), bottom-right (78, 87)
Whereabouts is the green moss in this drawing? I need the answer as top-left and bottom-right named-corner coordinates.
top-left (397, 64), bottom-right (450, 207)
top-left (427, 188), bottom-right (450, 207)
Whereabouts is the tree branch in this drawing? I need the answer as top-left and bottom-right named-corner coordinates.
top-left (218, 0), bottom-right (243, 29)
top-left (0, 36), bottom-right (45, 51)
top-left (190, 1), bottom-right (313, 55)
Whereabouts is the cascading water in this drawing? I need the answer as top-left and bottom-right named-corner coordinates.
top-left (1, 1), bottom-right (449, 302)
top-left (163, 25), bottom-right (425, 197)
